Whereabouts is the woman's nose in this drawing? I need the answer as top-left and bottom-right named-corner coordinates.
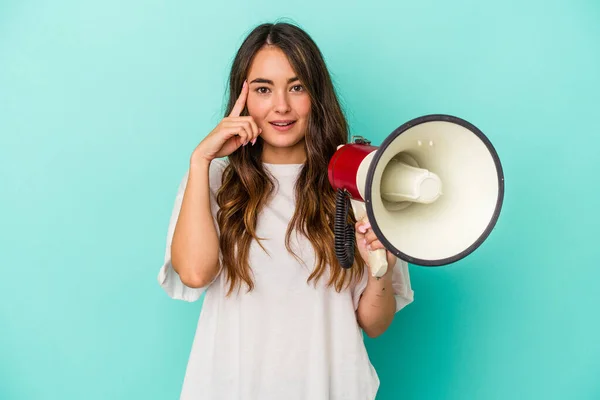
top-left (273, 92), bottom-right (291, 113)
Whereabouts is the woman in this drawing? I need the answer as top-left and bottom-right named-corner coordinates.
top-left (158, 21), bottom-right (414, 400)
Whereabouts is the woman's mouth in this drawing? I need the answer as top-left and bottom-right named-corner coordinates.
top-left (269, 120), bottom-right (297, 132)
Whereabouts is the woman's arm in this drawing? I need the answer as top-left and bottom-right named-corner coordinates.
top-left (170, 159), bottom-right (221, 288)
top-left (356, 262), bottom-right (396, 338)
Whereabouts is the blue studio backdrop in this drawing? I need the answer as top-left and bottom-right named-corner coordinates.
top-left (1, 1), bottom-right (599, 399)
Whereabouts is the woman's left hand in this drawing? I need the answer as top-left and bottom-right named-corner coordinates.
top-left (355, 220), bottom-right (396, 276)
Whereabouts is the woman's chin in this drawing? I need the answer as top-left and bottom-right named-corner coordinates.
top-left (261, 135), bottom-right (306, 149)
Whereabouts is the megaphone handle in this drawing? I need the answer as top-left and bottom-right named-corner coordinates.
top-left (350, 200), bottom-right (389, 279)
top-left (368, 249), bottom-right (389, 278)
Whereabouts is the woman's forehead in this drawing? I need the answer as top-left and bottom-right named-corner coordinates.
top-left (247, 47), bottom-right (298, 83)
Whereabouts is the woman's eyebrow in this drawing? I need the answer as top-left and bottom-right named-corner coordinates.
top-left (249, 77), bottom-right (299, 85)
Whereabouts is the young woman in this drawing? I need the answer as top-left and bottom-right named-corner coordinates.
top-left (158, 22), bottom-right (414, 400)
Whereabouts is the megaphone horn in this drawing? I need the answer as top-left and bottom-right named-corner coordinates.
top-left (328, 114), bottom-right (505, 278)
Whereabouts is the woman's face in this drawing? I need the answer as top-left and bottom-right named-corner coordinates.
top-left (246, 46), bottom-right (311, 163)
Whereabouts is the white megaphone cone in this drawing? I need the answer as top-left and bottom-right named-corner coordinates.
top-left (328, 114), bottom-right (504, 278)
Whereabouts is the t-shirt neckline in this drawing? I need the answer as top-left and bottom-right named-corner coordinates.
top-left (262, 162), bottom-right (304, 178)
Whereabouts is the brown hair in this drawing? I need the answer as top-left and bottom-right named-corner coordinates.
top-left (216, 22), bottom-right (365, 295)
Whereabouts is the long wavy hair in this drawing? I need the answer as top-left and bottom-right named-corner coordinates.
top-left (216, 22), bottom-right (365, 296)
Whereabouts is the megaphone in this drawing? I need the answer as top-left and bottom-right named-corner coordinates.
top-left (328, 114), bottom-right (504, 278)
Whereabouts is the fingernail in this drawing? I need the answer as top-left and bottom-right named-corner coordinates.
top-left (358, 226), bottom-right (366, 234)
top-left (243, 141), bottom-right (247, 146)
top-left (243, 80), bottom-right (247, 88)
top-left (364, 222), bottom-right (371, 230)
top-left (367, 244), bottom-right (372, 251)
top-left (251, 138), bottom-right (257, 145)
top-left (259, 128), bottom-right (262, 133)
top-left (363, 238), bottom-right (367, 245)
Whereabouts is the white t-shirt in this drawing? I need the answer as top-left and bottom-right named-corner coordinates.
top-left (157, 158), bottom-right (414, 400)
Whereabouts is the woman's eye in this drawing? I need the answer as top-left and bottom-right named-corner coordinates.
top-left (256, 87), bottom-right (270, 94)
top-left (291, 85), bottom-right (304, 92)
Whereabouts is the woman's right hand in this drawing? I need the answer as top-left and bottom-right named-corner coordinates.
top-left (191, 80), bottom-right (261, 165)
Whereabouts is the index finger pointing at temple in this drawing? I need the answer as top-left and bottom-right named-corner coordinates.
top-left (229, 80), bottom-right (249, 117)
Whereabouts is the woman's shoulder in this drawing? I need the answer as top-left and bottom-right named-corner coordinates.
top-left (210, 157), bottom-right (229, 173)
top-left (208, 157), bottom-right (229, 193)
top-left (209, 156), bottom-right (229, 174)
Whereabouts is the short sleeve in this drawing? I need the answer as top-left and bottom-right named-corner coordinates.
top-left (157, 158), bottom-right (228, 302)
top-left (390, 258), bottom-right (414, 312)
top-left (352, 257), bottom-right (415, 313)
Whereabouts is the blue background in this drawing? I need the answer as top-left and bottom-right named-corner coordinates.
top-left (1, 0), bottom-right (599, 399)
